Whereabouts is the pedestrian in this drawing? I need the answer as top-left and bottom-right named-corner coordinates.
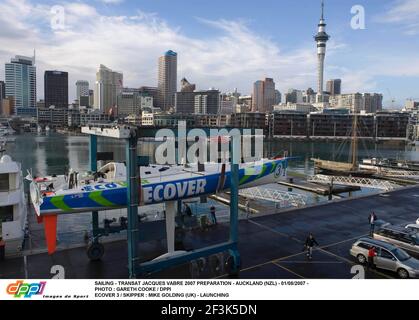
top-left (184, 203), bottom-right (192, 217)
top-left (305, 233), bottom-right (319, 260)
top-left (210, 206), bottom-right (217, 225)
top-left (368, 212), bottom-right (377, 236)
top-left (368, 246), bottom-right (377, 269)
top-left (245, 198), bottom-right (251, 219)
top-left (0, 237), bottom-right (5, 262)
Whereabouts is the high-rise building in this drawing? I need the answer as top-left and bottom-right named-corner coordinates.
top-left (314, 1), bottom-right (330, 103)
top-left (89, 90), bottom-right (94, 107)
top-left (326, 79), bottom-right (342, 95)
top-left (252, 78), bottom-right (275, 113)
top-left (94, 64), bottom-right (123, 113)
top-left (285, 89), bottom-right (303, 104)
top-left (5, 55), bottom-right (36, 113)
top-left (0, 81), bottom-right (5, 114)
top-left (176, 90), bottom-right (220, 114)
top-left (44, 71), bottom-right (68, 108)
top-left (76, 80), bottom-right (89, 103)
top-left (180, 78), bottom-right (196, 92)
top-left (0, 80), bottom-right (5, 99)
top-left (157, 50), bottom-right (177, 111)
top-left (275, 90), bottom-right (282, 105)
top-left (329, 93), bottom-right (382, 113)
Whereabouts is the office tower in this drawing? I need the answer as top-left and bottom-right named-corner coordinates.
top-left (44, 71), bottom-right (68, 108)
top-left (326, 79), bottom-right (342, 95)
top-left (89, 90), bottom-right (94, 107)
top-left (157, 50), bottom-right (177, 111)
top-left (314, 1), bottom-right (330, 103)
top-left (76, 80), bottom-right (89, 103)
top-left (0, 81), bottom-right (5, 99)
top-left (5, 55), bottom-right (36, 114)
top-left (176, 89), bottom-right (220, 114)
top-left (275, 90), bottom-right (282, 105)
top-left (94, 64), bottom-right (123, 113)
top-left (180, 78), bottom-right (196, 92)
top-left (252, 78), bottom-right (275, 113)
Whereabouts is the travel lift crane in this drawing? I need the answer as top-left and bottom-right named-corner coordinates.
top-left (82, 125), bottom-right (241, 278)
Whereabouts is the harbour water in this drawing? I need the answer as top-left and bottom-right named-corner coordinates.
top-left (4, 133), bottom-right (419, 248)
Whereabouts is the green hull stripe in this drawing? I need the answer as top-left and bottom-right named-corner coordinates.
top-left (89, 191), bottom-right (117, 207)
top-left (50, 195), bottom-right (72, 212)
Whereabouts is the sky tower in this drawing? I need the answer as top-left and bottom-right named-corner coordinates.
top-left (314, 0), bottom-right (330, 103)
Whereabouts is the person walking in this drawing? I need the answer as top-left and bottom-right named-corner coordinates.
top-left (368, 212), bottom-right (377, 236)
top-left (305, 233), bottom-right (319, 260)
top-left (184, 203), bottom-right (192, 217)
top-left (368, 246), bottom-right (377, 270)
top-left (245, 199), bottom-right (251, 219)
top-left (210, 206), bottom-right (217, 225)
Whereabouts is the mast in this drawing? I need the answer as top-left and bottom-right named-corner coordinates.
top-left (351, 112), bottom-right (358, 170)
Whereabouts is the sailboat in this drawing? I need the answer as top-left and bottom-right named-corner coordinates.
top-left (311, 113), bottom-right (376, 176)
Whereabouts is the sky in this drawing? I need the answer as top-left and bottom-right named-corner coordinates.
top-left (0, 0), bottom-right (418, 107)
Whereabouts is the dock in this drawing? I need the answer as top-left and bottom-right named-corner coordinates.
top-left (2, 185), bottom-right (419, 279)
top-left (277, 177), bottom-right (360, 196)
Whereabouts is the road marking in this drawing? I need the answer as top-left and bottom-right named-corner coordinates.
top-left (248, 220), bottom-right (303, 243)
top-left (272, 261), bottom-right (305, 279)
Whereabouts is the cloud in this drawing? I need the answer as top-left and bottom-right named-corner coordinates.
top-left (377, 0), bottom-right (419, 35)
top-left (0, 0), bottom-right (328, 101)
top-left (97, 0), bottom-right (124, 4)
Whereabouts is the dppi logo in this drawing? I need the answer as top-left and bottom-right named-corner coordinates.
top-left (6, 280), bottom-right (46, 298)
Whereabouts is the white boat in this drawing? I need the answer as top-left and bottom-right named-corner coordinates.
top-left (0, 154), bottom-right (28, 255)
top-left (45, 126), bottom-right (51, 133)
top-left (37, 126), bottom-right (42, 134)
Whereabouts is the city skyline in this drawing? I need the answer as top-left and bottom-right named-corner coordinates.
top-left (0, 0), bottom-right (418, 107)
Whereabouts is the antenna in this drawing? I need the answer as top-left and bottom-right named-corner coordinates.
top-left (321, 0), bottom-right (325, 20)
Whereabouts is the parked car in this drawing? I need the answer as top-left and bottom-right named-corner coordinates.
top-left (350, 238), bottom-right (419, 278)
top-left (405, 224), bottom-right (419, 233)
top-left (373, 225), bottom-right (419, 256)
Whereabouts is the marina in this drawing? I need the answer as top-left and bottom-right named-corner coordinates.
top-left (1, 129), bottom-right (418, 279)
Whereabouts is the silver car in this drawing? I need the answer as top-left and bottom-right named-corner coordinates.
top-left (350, 238), bottom-right (419, 278)
top-left (373, 225), bottom-right (419, 256)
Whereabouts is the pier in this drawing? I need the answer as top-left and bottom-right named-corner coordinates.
top-left (2, 185), bottom-right (419, 279)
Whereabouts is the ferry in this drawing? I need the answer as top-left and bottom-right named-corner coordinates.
top-left (0, 154), bottom-right (28, 255)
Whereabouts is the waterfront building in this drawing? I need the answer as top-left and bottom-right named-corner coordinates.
top-left (37, 107), bottom-right (68, 127)
top-left (141, 111), bottom-right (155, 126)
top-left (195, 114), bottom-right (230, 127)
top-left (157, 50), bottom-right (177, 111)
top-left (0, 81), bottom-right (5, 114)
top-left (268, 111), bottom-right (409, 140)
top-left (5, 55), bottom-right (36, 114)
top-left (230, 112), bottom-right (267, 129)
top-left (252, 78), bottom-right (275, 113)
top-left (153, 113), bottom-right (195, 127)
top-left (117, 89), bottom-right (154, 117)
top-left (94, 64), bottom-right (123, 113)
top-left (68, 108), bottom-right (111, 127)
top-left (273, 103), bottom-right (316, 113)
top-left (44, 71), bottom-right (68, 109)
